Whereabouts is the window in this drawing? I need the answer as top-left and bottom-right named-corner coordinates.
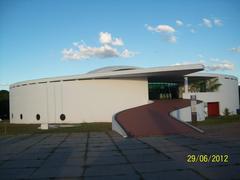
top-left (20, 114), bottom-right (23, 120)
top-left (60, 114), bottom-right (66, 121)
top-left (36, 114), bottom-right (40, 120)
top-left (12, 113), bottom-right (13, 119)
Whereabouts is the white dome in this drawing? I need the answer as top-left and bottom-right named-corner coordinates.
top-left (87, 66), bottom-right (141, 74)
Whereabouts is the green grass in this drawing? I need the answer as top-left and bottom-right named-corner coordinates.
top-left (0, 121), bottom-right (112, 136)
top-left (195, 115), bottom-right (240, 126)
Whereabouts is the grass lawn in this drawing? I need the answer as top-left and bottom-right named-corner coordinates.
top-left (194, 115), bottom-right (240, 126)
top-left (0, 121), bottom-right (112, 136)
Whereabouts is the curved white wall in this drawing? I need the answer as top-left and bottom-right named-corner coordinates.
top-left (183, 74), bottom-right (239, 115)
top-left (10, 78), bottom-right (148, 124)
top-left (170, 102), bottom-right (206, 122)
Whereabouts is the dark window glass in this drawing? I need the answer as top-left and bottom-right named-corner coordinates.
top-left (60, 114), bottom-right (66, 121)
top-left (20, 114), bottom-right (23, 119)
top-left (36, 114), bottom-right (40, 120)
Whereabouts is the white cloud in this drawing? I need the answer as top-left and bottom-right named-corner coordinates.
top-left (173, 62), bottom-right (196, 66)
top-left (174, 59), bottom-right (234, 71)
top-left (112, 38), bottom-right (124, 46)
top-left (167, 35), bottom-right (177, 43)
top-left (190, 28), bottom-right (196, 33)
top-left (213, 18), bottom-right (223, 26)
top-left (206, 62), bottom-right (234, 71)
top-left (62, 44), bottom-right (119, 60)
top-left (145, 24), bottom-right (176, 43)
top-left (120, 49), bottom-right (137, 58)
top-left (146, 24), bottom-right (175, 33)
top-left (202, 18), bottom-right (223, 28)
top-left (230, 47), bottom-right (240, 53)
top-left (73, 42), bottom-right (79, 46)
top-left (202, 18), bottom-right (212, 28)
top-left (99, 32), bottom-right (123, 46)
top-left (62, 32), bottom-right (136, 60)
top-left (99, 32), bottom-right (112, 44)
top-left (176, 20), bottom-right (184, 26)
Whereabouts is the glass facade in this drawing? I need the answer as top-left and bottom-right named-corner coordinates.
top-left (148, 82), bottom-right (179, 100)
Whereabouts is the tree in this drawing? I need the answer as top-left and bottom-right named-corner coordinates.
top-left (0, 90), bottom-right (9, 120)
top-left (206, 78), bottom-right (222, 92)
top-left (188, 78), bottom-right (221, 93)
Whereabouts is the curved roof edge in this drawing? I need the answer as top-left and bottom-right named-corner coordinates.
top-left (186, 72), bottom-right (238, 80)
top-left (10, 64), bottom-right (204, 88)
top-left (87, 66), bottom-right (141, 74)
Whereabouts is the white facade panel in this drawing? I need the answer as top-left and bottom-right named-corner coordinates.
top-left (170, 102), bottom-right (206, 122)
top-left (61, 78), bottom-right (148, 123)
top-left (10, 84), bottom-right (48, 124)
top-left (47, 83), bottom-right (56, 123)
top-left (10, 78), bottom-right (148, 124)
top-left (183, 74), bottom-right (239, 115)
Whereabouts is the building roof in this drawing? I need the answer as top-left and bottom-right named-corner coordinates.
top-left (186, 72), bottom-right (238, 79)
top-left (10, 64), bottom-right (204, 88)
top-left (87, 66), bottom-right (141, 74)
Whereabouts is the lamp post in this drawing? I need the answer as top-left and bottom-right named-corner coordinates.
top-left (191, 95), bottom-right (197, 124)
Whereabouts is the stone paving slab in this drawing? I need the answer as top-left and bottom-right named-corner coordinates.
top-left (86, 156), bottom-right (127, 165)
top-left (0, 168), bottom-right (36, 179)
top-left (126, 153), bottom-right (169, 163)
top-left (193, 165), bottom-right (240, 180)
top-left (142, 170), bottom-right (204, 180)
top-left (31, 166), bottom-right (84, 178)
top-left (0, 159), bottom-right (44, 168)
top-left (84, 164), bottom-right (136, 176)
top-left (14, 152), bottom-right (50, 160)
top-left (84, 174), bottom-right (140, 180)
top-left (87, 151), bottom-right (121, 157)
top-left (133, 160), bottom-right (188, 173)
top-left (42, 157), bottom-right (85, 167)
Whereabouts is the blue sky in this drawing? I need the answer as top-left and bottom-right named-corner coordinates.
top-left (0, 0), bottom-right (240, 90)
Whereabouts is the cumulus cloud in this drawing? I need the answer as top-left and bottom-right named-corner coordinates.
top-left (202, 18), bottom-right (223, 28)
top-left (174, 59), bottom-right (234, 71)
top-left (202, 18), bottom-right (212, 28)
top-left (205, 62), bottom-right (234, 71)
top-left (176, 20), bottom-right (183, 26)
top-left (213, 18), bottom-right (223, 26)
top-left (146, 24), bottom-right (175, 33)
top-left (62, 44), bottom-right (119, 60)
top-left (120, 49), bottom-right (137, 58)
top-left (145, 24), bottom-right (176, 43)
top-left (230, 47), bottom-right (240, 53)
top-left (62, 32), bottom-right (136, 60)
top-left (99, 32), bottom-right (124, 46)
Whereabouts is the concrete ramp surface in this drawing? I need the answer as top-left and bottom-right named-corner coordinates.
top-left (116, 100), bottom-right (197, 137)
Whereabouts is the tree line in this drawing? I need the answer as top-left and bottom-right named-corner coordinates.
top-left (0, 90), bottom-right (9, 120)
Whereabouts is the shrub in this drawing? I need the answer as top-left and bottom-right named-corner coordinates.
top-left (223, 108), bottom-right (230, 116)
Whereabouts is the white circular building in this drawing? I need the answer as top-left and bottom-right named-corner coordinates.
top-left (9, 64), bottom-right (239, 124)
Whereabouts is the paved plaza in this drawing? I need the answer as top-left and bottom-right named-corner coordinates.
top-left (0, 129), bottom-right (239, 179)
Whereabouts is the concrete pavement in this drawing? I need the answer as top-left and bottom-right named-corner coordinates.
top-left (0, 131), bottom-right (239, 179)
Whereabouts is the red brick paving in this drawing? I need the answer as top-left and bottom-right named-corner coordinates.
top-left (116, 99), bottom-right (197, 137)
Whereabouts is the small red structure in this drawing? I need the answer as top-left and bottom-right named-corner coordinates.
top-left (207, 102), bottom-right (220, 116)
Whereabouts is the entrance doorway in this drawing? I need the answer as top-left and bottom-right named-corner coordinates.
top-left (148, 82), bottom-right (179, 100)
top-left (207, 102), bottom-right (219, 116)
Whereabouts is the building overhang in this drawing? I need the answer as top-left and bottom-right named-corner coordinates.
top-left (11, 64), bottom-right (204, 87)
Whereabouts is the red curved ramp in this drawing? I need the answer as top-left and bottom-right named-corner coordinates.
top-left (116, 99), bottom-right (197, 137)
